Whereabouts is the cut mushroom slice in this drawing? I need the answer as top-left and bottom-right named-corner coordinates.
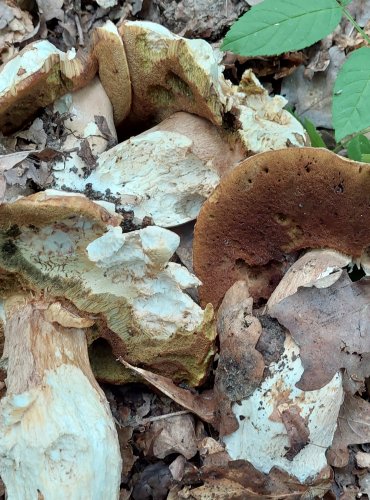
top-left (53, 114), bottom-right (226, 227)
top-left (119, 21), bottom-right (225, 126)
top-left (0, 191), bottom-right (215, 385)
top-left (193, 147), bottom-right (370, 307)
top-left (0, 40), bottom-right (97, 134)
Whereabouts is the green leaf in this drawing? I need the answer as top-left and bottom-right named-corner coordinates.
top-left (221, 0), bottom-right (342, 56)
top-left (333, 47), bottom-right (370, 142)
top-left (361, 154), bottom-right (370, 163)
top-left (302, 118), bottom-right (327, 148)
top-left (346, 134), bottom-right (370, 161)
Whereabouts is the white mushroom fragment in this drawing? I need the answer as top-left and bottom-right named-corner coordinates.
top-left (0, 298), bottom-right (121, 499)
top-left (53, 118), bottom-right (221, 227)
top-left (221, 69), bottom-right (308, 153)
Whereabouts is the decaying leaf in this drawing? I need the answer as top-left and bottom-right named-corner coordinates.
top-left (269, 272), bottom-right (370, 392)
top-left (119, 359), bottom-right (217, 426)
top-left (181, 459), bottom-right (333, 499)
top-left (139, 414), bottom-right (197, 460)
top-left (215, 280), bottom-right (264, 435)
top-left (329, 394), bottom-right (370, 464)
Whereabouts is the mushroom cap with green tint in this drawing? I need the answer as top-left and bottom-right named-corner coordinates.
top-left (0, 191), bottom-right (216, 385)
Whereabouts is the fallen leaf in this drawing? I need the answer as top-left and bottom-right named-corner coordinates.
top-left (356, 451), bottom-right (370, 468)
top-left (132, 462), bottom-right (172, 500)
top-left (269, 273), bottom-right (370, 391)
top-left (329, 394), bottom-right (370, 461)
top-left (118, 358), bottom-right (217, 427)
top-left (215, 280), bottom-right (264, 435)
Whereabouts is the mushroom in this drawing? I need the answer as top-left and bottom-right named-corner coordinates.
top-left (0, 40), bottom-right (97, 134)
top-left (0, 190), bottom-right (216, 496)
top-left (193, 147), bottom-right (370, 307)
top-left (53, 111), bottom-right (246, 228)
top-left (0, 191), bottom-right (215, 385)
top-left (0, 193), bottom-right (122, 498)
top-left (92, 21), bottom-right (131, 126)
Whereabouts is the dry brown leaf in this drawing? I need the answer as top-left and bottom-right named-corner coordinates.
top-left (329, 394), bottom-right (370, 460)
top-left (0, 0), bottom-right (35, 64)
top-left (139, 414), bottom-right (197, 460)
top-left (182, 460), bottom-right (333, 499)
top-left (118, 358), bottom-right (217, 427)
top-left (269, 273), bottom-right (370, 391)
top-left (215, 280), bottom-right (264, 436)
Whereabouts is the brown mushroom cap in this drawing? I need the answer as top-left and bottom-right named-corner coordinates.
top-left (92, 21), bottom-right (131, 125)
top-left (193, 147), bottom-right (370, 307)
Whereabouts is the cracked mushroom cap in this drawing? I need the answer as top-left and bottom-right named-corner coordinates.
top-left (0, 40), bottom-right (97, 134)
top-left (193, 147), bottom-right (370, 307)
top-left (119, 21), bottom-right (224, 126)
top-left (0, 191), bottom-right (215, 385)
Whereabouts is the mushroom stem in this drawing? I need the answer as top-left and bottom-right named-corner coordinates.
top-left (0, 298), bottom-right (121, 499)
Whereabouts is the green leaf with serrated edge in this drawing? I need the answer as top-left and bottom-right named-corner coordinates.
top-left (221, 0), bottom-right (342, 56)
top-left (303, 118), bottom-right (327, 148)
top-left (333, 47), bottom-right (370, 142)
top-left (347, 134), bottom-right (370, 161)
top-left (361, 154), bottom-right (370, 163)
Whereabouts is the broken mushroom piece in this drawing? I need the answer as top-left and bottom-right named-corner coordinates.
top-left (53, 113), bottom-right (230, 227)
top-left (52, 76), bottom-right (117, 187)
top-left (224, 69), bottom-right (308, 153)
top-left (0, 40), bottom-right (97, 134)
top-left (0, 298), bottom-right (121, 499)
top-left (193, 147), bottom-right (370, 307)
top-left (0, 191), bottom-right (216, 386)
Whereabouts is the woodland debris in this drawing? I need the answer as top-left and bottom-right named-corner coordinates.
top-left (0, 0), bottom-right (35, 64)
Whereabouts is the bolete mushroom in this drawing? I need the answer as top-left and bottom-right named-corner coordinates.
top-left (0, 190), bottom-right (216, 496)
top-left (0, 40), bottom-right (97, 134)
top-left (193, 147), bottom-right (370, 307)
top-left (0, 193), bottom-right (122, 498)
top-left (0, 191), bottom-right (215, 385)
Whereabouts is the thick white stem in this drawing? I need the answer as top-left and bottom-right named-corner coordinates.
top-left (0, 299), bottom-right (121, 500)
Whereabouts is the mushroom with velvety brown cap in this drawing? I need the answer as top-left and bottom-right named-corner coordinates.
top-left (193, 147), bottom-right (370, 307)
